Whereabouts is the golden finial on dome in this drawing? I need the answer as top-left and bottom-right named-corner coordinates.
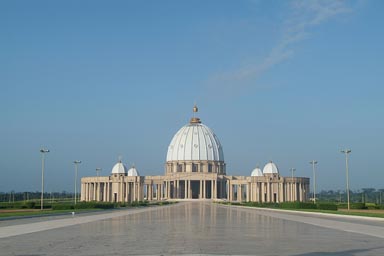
top-left (190, 104), bottom-right (201, 124)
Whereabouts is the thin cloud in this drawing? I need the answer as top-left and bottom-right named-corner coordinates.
top-left (207, 0), bottom-right (356, 91)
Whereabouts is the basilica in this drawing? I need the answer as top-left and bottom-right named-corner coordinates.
top-left (81, 106), bottom-right (310, 203)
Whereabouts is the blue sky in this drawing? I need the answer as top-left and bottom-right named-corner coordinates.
top-left (1, 0), bottom-right (383, 193)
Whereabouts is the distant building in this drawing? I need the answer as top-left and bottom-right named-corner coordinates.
top-left (81, 106), bottom-right (310, 202)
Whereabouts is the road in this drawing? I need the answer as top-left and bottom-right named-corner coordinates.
top-left (0, 202), bottom-right (383, 255)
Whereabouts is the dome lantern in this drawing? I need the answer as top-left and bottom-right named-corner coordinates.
top-left (190, 104), bottom-right (201, 124)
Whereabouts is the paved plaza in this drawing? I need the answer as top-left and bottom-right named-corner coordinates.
top-left (0, 202), bottom-right (383, 255)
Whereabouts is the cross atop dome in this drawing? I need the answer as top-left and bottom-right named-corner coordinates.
top-left (190, 104), bottom-right (201, 124)
top-left (193, 104), bottom-right (198, 113)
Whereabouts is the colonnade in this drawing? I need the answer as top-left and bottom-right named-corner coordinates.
top-left (163, 179), bottom-right (219, 199)
top-left (81, 181), bottom-right (144, 203)
top-left (81, 176), bottom-right (309, 203)
top-left (226, 179), bottom-right (308, 202)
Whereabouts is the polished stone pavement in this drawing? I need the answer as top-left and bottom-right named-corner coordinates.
top-left (0, 202), bottom-right (383, 255)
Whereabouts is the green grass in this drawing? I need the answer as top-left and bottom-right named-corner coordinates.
top-left (0, 208), bottom-right (101, 218)
top-left (284, 208), bottom-right (384, 218)
top-left (0, 200), bottom-right (175, 219)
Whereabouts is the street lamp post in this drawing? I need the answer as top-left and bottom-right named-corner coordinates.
top-left (290, 168), bottom-right (296, 201)
top-left (309, 161), bottom-right (318, 203)
top-left (341, 149), bottom-right (351, 211)
top-left (96, 168), bottom-right (102, 177)
top-left (73, 160), bottom-right (82, 205)
top-left (40, 148), bottom-right (50, 210)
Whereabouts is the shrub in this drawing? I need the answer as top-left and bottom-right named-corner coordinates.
top-left (157, 201), bottom-right (172, 206)
top-left (280, 202), bottom-right (317, 209)
top-left (74, 202), bottom-right (115, 209)
top-left (52, 204), bottom-right (74, 210)
top-left (337, 203), bottom-right (367, 209)
top-left (21, 201), bottom-right (36, 209)
top-left (130, 201), bottom-right (139, 207)
top-left (365, 203), bottom-right (379, 210)
top-left (316, 203), bottom-right (337, 211)
top-left (351, 203), bottom-right (367, 209)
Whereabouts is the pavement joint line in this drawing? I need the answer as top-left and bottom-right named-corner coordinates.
top-left (0, 204), bottom-right (177, 239)
top-left (240, 205), bottom-right (383, 221)
top-left (218, 204), bottom-right (384, 239)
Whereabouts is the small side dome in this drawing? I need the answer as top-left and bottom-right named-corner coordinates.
top-left (111, 161), bottom-right (128, 174)
top-left (251, 166), bottom-right (263, 176)
top-left (263, 161), bottom-right (279, 174)
top-left (127, 165), bottom-right (139, 176)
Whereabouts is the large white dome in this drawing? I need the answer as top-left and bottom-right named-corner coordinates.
top-left (263, 161), bottom-right (279, 174)
top-left (166, 110), bottom-right (224, 162)
top-left (111, 161), bottom-right (128, 174)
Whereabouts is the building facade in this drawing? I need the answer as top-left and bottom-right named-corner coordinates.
top-left (81, 106), bottom-right (310, 203)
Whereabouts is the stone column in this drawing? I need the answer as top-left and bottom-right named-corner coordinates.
top-left (101, 183), bottom-right (105, 202)
top-left (125, 182), bottom-right (128, 202)
top-left (95, 181), bottom-right (100, 202)
top-left (280, 183), bottom-right (284, 202)
top-left (203, 180), bottom-right (206, 199)
top-left (104, 182), bottom-right (107, 202)
top-left (167, 181), bottom-right (170, 199)
top-left (81, 183), bottom-right (85, 201)
top-left (249, 183), bottom-right (252, 202)
top-left (84, 183), bottom-right (88, 201)
top-left (299, 183), bottom-right (303, 202)
top-left (214, 180), bottom-right (217, 199)
top-left (256, 182), bottom-right (259, 202)
top-left (261, 183), bottom-right (265, 202)
top-left (184, 180), bottom-right (188, 199)
top-left (139, 182), bottom-right (143, 201)
top-left (119, 182), bottom-right (122, 202)
top-left (155, 184), bottom-right (158, 200)
top-left (226, 180), bottom-right (231, 201)
top-left (88, 183), bottom-right (91, 201)
top-left (200, 180), bottom-right (203, 199)
top-left (108, 182), bottom-right (111, 202)
top-left (238, 185), bottom-right (242, 202)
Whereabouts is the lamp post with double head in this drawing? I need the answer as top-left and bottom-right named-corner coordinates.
top-left (96, 168), bottom-right (101, 177)
top-left (309, 161), bottom-right (318, 203)
top-left (341, 149), bottom-right (351, 211)
top-left (40, 149), bottom-right (50, 210)
top-left (73, 160), bottom-right (82, 205)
